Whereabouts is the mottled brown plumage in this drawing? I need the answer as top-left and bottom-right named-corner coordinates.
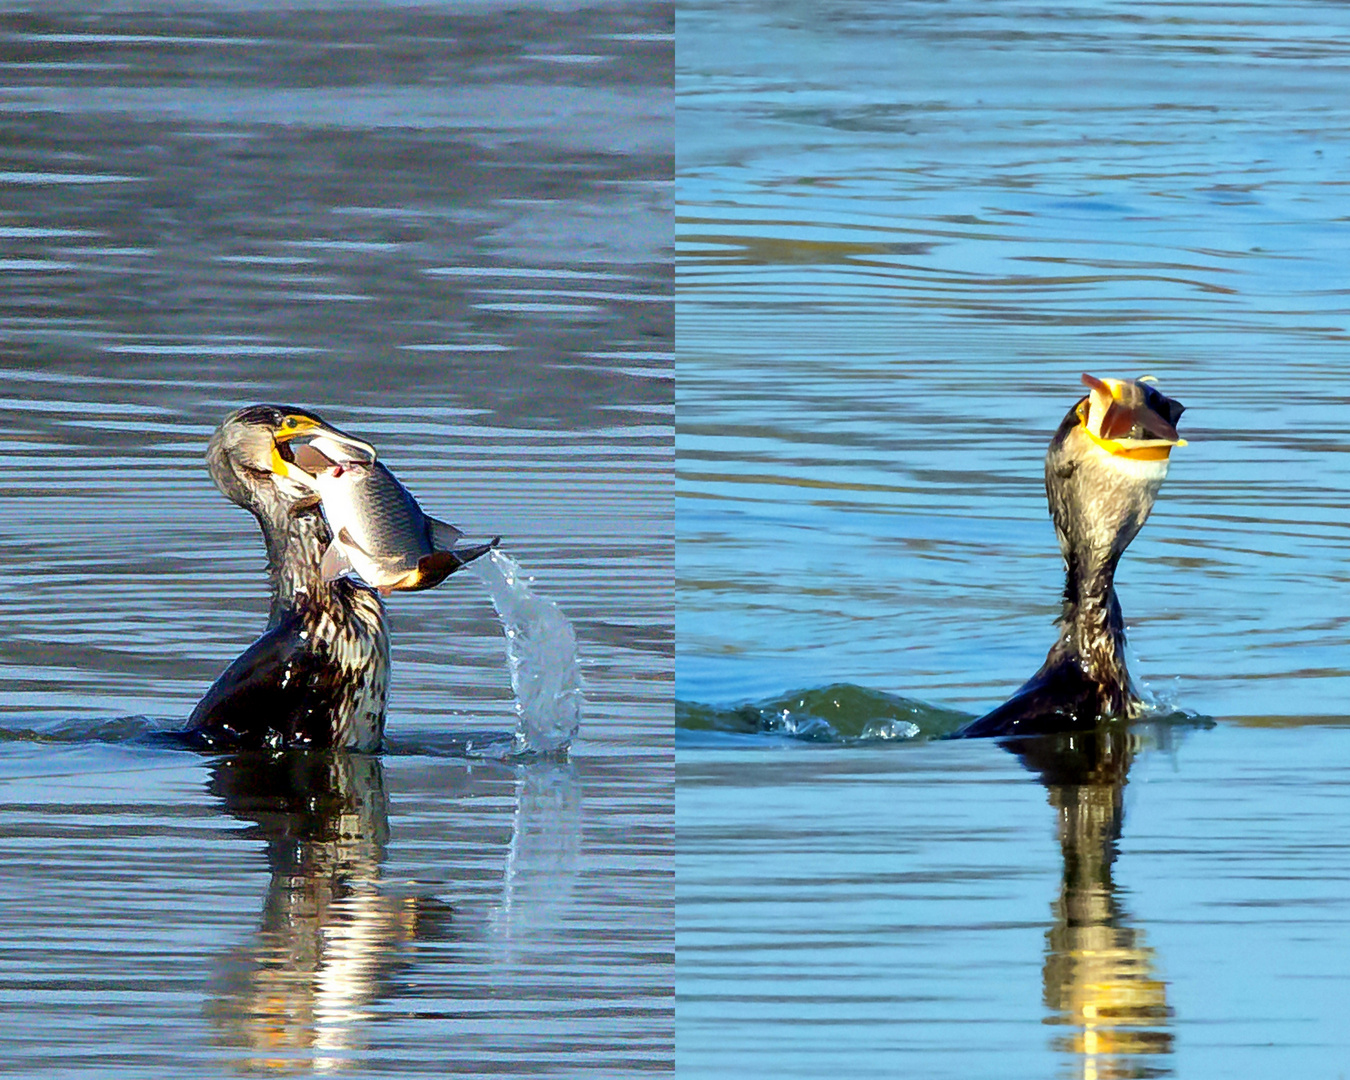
top-left (184, 406), bottom-right (390, 751)
top-left (956, 375), bottom-right (1185, 738)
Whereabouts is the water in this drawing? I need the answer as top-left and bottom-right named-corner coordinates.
top-left (0, 1), bottom-right (672, 1074)
top-left (678, 721), bottom-right (1350, 1078)
top-left (678, 1), bottom-right (1350, 1074)
top-left (470, 548), bottom-right (585, 756)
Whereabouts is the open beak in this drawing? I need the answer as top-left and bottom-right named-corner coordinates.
top-left (269, 414), bottom-right (377, 484)
top-left (1078, 373), bottom-right (1186, 460)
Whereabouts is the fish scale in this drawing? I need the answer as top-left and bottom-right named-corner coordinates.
top-left (320, 462), bottom-right (434, 577)
top-left (298, 442), bottom-right (491, 594)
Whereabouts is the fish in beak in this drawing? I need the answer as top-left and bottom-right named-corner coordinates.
top-left (269, 413), bottom-right (378, 486)
top-left (308, 460), bottom-right (498, 593)
top-left (1077, 373), bottom-right (1187, 461)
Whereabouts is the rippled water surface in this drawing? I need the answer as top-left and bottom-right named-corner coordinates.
top-left (0, 1), bottom-right (671, 1074)
top-left (679, 721), bottom-right (1350, 1078)
top-left (678, 1), bottom-right (1350, 1074)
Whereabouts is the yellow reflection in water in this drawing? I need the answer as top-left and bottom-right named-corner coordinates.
top-left (1010, 728), bottom-right (1174, 1079)
top-left (204, 752), bottom-right (418, 1073)
top-left (202, 751), bottom-right (582, 1074)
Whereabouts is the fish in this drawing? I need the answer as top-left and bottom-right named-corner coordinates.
top-left (290, 433), bottom-right (498, 594)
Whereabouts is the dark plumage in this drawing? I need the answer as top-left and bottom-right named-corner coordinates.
top-left (183, 405), bottom-right (390, 751)
top-left (955, 375), bottom-right (1185, 738)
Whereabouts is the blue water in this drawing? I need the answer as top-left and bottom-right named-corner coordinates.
top-left (678, 0), bottom-right (1350, 1075)
top-left (678, 0), bottom-right (1350, 719)
top-left (678, 721), bottom-right (1350, 1078)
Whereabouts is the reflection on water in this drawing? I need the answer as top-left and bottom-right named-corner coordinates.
top-left (1007, 730), bottom-right (1173, 1078)
top-left (678, 2), bottom-right (1350, 1068)
top-left (0, 0), bottom-right (671, 1070)
top-left (205, 750), bottom-right (581, 1074)
top-left (491, 762), bottom-right (582, 955)
top-left (206, 751), bottom-right (407, 1072)
top-left (0, 743), bottom-right (668, 1075)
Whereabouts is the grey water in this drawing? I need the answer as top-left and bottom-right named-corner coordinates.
top-left (0, 1), bottom-right (671, 1075)
top-left (678, 1), bottom-right (1350, 1076)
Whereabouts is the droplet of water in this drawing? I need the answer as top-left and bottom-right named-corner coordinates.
top-left (859, 718), bottom-right (921, 741)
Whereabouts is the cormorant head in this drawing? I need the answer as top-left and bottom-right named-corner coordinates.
top-left (207, 405), bottom-right (376, 518)
top-left (1045, 374), bottom-right (1186, 574)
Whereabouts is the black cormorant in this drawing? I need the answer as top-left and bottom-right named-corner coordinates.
top-left (184, 405), bottom-right (392, 751)
top-left (955, 374), bottom-right (1185, 738)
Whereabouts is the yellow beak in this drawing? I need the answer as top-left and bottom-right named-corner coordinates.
top-left (269, 415), bottom-right (376, 481)
top-left (1078, 373), bottom-right (1187, 459)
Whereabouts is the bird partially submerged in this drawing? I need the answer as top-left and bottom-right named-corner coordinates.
top-left (954, 374), bottom-right (1186, 739)
top-left (184, 405), bottom-right (492, 752)
top-left (184, 406), bottom-right (389, 751)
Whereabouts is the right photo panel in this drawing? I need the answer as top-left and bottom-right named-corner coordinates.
top-left (677, 2), bottom-right (1350, 1076)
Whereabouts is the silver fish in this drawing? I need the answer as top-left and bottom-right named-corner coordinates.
top-left (293, 434), bottom-right (497, 594)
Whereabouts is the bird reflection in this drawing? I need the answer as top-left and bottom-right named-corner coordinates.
top-left (203, 750), bottom-right (424, 1073)
top-left (1004, 727), bottom-right (1174, 1080)
top-left (202, 749), bottom-right (582, 1074)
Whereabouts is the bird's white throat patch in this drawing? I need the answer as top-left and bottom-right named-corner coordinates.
top-left (1087, 437), bottom-right (1171, 483)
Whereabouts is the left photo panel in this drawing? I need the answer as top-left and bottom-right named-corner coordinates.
top-left (0, 1), bottom-right (672, 1074)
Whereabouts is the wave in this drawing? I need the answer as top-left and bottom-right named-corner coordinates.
top-left (0, 716), bottom-right (563, 761)
top-left (676, 682), bottom-right (1212, 748)
top-left (676, 683), bottom-right (974, 746)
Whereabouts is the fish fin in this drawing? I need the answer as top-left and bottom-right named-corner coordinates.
top-left (1100, 395), bottom-right (1180, 444)
top-left (1134, 402), bottom-right (1181, 442)
top-left (340, 526), bottom-right (419, 580)
top-left (336, 526), bottom-right (423, 591)
top-left (321, 538), bottom-right (354, 582)
top-left (337, 526), bottom-right (376, 560)
top-left (427, 516), bottom-right (464, 551)
top-left (1097, 400), bottom-right (1137, 440)
top-left (446, 536), bottom-right (501, 567)
top-left (393, 538), bottom-right (499, 593)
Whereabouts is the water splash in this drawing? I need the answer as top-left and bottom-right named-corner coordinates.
top-left (468, 549), bottom-right (583, 755)
top-left (676, 683), bottom-right (1214, 749)
top-left (677, 684), bottom-right (971, 746)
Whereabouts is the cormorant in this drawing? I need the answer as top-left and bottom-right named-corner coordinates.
top-left (184, 405), bottom-right (391, 751)
top-left (954, 374), bottom-right (1185, 738)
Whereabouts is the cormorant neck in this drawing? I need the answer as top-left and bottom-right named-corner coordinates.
top-left (254, 503), bottom-right (340, 626)
top-left (1054, 544), bottom-right (1133, 713)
